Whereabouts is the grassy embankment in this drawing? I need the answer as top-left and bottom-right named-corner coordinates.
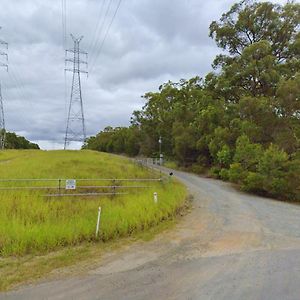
top-left (0, 150), bottom-right (186, 258)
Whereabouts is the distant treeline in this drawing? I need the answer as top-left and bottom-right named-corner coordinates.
top-left (4, 131), bottom-right (39, 149)
top-left (84, 0), bottom-right (300, 201)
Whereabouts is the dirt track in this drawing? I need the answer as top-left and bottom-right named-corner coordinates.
top-left (2, 168), bottom-right (300, 299)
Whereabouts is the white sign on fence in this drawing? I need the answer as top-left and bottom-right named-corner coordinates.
top-left (66, 179), bottom-right (76, 190)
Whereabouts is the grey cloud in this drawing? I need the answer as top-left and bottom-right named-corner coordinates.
top-left (0, 0), bottom-right (286, 149)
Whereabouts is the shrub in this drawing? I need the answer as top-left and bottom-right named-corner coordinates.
top-left (208, 127), bottom-right (231, 162)
top-left (219, 168), bottom-right (230, 181)
top-left (209, 166), bottom-right (221, 178)
top-left (234, 135), bottom-right (263, 171)
top-left (228, 163), bottom-right (246, 183)
top-left (257, 144), bottom-right (289, 198)
top-left (242, 172), bottom-right (264, 193)
top-left (191, 164), bottom-right (205, 174)
top-left (217, 145), bottom-right (232, 168)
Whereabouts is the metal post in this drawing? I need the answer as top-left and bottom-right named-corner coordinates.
top-left (112, 179), bottom-right (116, 197)
top-left (159, 136), bottom-right (163, 166)
top-left (58, 179), bottom-right (61, 195)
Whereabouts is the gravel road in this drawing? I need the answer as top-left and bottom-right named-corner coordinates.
top-left (2, 168), bottom-right (300, 300)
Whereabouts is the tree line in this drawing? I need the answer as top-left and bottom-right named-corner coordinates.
top-left (1, 130), bottom-right (39, 149)
top-left (84, 0), bottom-right (300, 201)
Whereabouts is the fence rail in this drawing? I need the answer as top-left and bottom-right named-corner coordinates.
top-left (0, 177), bottom-right (163, 197)
top-left (44, 192), bottom-right (129, 198)
top-left (0, 178), bottom-right (162, 182)
top-left (0, 185), bottom-right (153, 191)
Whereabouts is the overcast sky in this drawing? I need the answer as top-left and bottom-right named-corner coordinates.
top-left (0, 0), bottom-right (287, 149)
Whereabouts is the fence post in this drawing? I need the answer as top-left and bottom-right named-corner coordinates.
top-left (58, 179), bottom-right (61, 195)
top-left (112, 179), bottom-right (116, 197)
top-left (96, 207), bottom-right (102, 238)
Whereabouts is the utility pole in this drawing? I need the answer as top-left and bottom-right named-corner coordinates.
top-left (159, 135), bottom-right (163, 166)
top-left (0, 27), bottom-right (8, 150)
top-left (64, 34), bottom-right (88, 149)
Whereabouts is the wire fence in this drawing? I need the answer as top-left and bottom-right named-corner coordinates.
top-left (0, 177), bottom-right (164, 198)
top-left (0, 158), bottom-right (168, 198)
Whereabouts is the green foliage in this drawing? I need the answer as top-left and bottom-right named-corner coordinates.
top-left (256, 144), bottom-right (289, 198)
top-left (240, 145), bottom-right (299, 199)
top-left (190, 164), bottom-right (205, 175)
top-left (172, 122), bottom-right (197, 165)
top-left (209, 0), bottom-right (300, 60)
top-left (234, 135), bottom-right (263, 171)
top-left (228, 163), bottom-right (246, 183)
top-left (217, 145), bottom-right (232, 168)
top-left (208, 127), bottom-right (231, 162)
top-left (209, 166), bottom-right (221, 179)
top-left (219, 168), bottom-right (230, 181)
top-left (242, 172), bottom-right (264, 193)
top-left (4, 131), bottom-right (39, 149)
top-left (83, 126), bottom-right (140, 157)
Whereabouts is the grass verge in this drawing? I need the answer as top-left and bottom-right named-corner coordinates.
top-left (0, 197), bottom-right (190, 291)
top-left (0, 150), bottom-right (188, 290)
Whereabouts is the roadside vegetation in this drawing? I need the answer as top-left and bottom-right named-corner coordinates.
top-left (0, 150), bottom-right (186, 257)
top-left (84, 0), bottom-right (300, 201)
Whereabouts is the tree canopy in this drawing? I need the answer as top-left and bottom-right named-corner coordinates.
top-left (3, 131), bottom-right (40, 150)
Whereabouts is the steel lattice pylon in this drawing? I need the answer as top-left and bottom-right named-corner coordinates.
top-left (64, 34), bottom-right (88, 149)
top-left (0, 26), bottom-right (8, 150)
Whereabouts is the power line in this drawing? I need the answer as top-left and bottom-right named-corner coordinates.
top-left (2, 72), bottom-right (34, 135)
top-left (89, 0), bottom-right (114, 66)
top-left (89, 0), bottom-right (122, 74)
top-left (61, 0), bottom-right (67, 50)
top-left (87, 0), bottom-right (107, 55)
top-left (8, 67), bottom-right (34, 110)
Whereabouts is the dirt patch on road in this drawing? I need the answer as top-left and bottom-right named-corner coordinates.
top-left (205, 231), bottom-right (262, 257)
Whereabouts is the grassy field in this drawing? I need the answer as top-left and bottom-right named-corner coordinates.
top-left (0, 150), bottom-right (186, 257)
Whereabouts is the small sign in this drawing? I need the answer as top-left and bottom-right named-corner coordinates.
top-left (66, 179), bottom-right (76, 190)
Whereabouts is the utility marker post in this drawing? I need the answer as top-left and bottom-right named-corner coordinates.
top-left (154, 192), bottom-right (158, 204)
top-left (159, 136), bottom-right (163, 166)
top-left (96, 207), bottom-right (102, 238)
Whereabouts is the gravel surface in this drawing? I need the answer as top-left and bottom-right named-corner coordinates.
top-left (2, 168), bottom-right (300, 300)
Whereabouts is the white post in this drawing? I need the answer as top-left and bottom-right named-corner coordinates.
top-left (154, 192), bottom-right (158, 204)
top-left (96, 207), bottom-right (102, 238)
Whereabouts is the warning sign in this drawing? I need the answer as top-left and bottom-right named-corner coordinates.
top-left (66, 179), bottom-right (76, 190)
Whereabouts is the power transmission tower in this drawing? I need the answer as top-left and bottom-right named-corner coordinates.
top-left (64, 34), bottom-right (88, 149)
top-left (0, 27), bottom-right (8, 150)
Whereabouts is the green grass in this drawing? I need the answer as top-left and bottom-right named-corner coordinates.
top-left (0, 218), bottom-right (184, 291)
top-left (0, 150), bottom-right (186, 257)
